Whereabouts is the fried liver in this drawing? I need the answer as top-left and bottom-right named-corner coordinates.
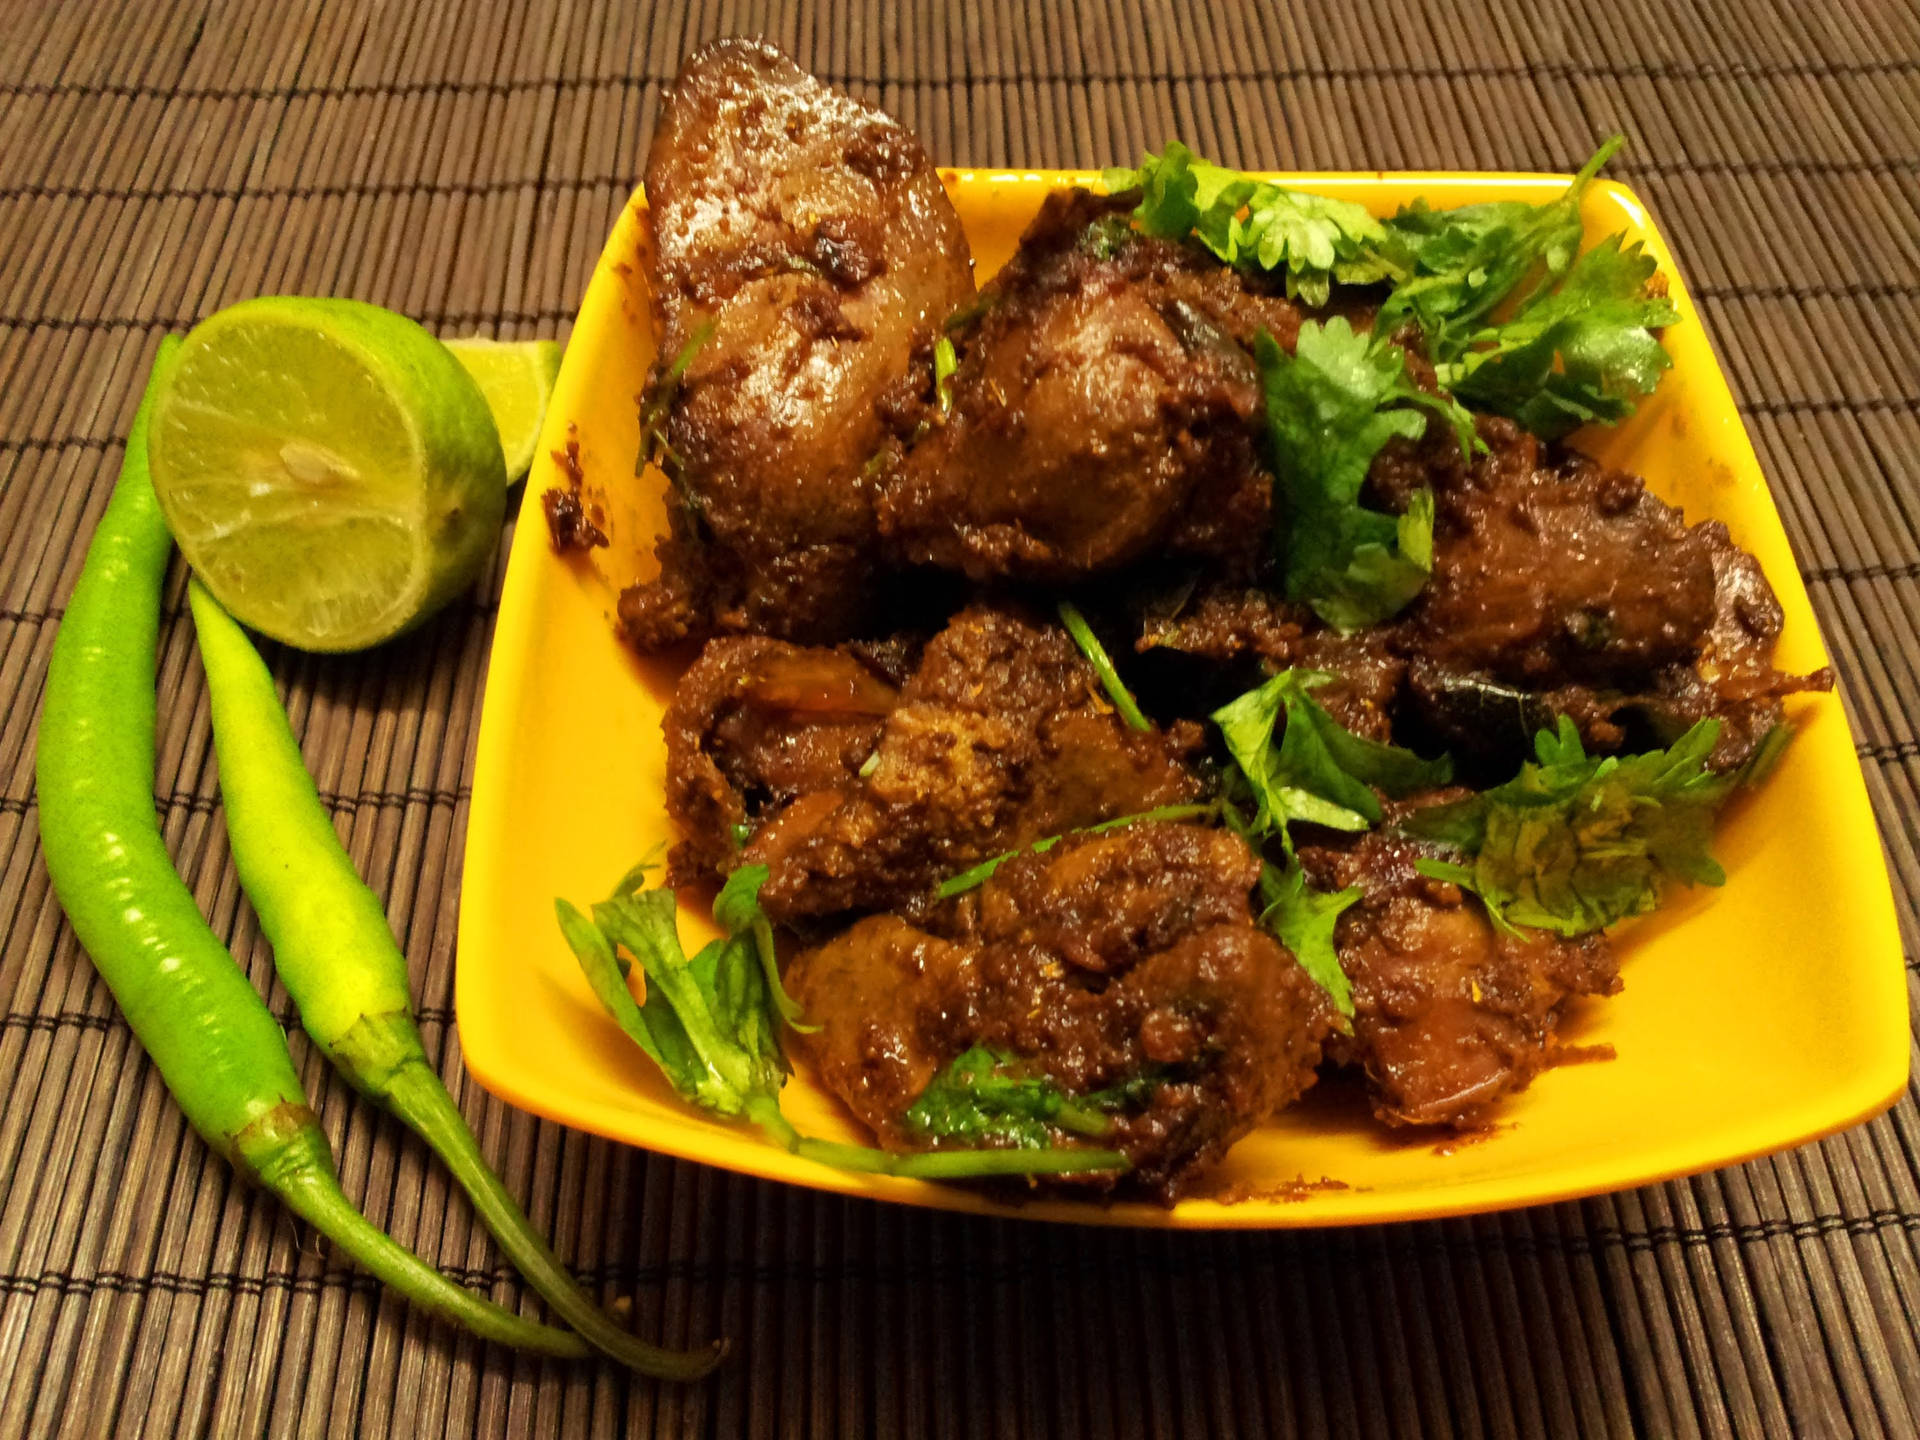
top-left (877, 189), bottom-right (1294, 584)
top-left (745, 604), bottom-right (1204, 920)
top-left (620, 39), bottom-right (975, 648)
top-left (786, 823), bottom-right (1333, 1201)
top-left (1299, 803), bottom-right (1619, 1128)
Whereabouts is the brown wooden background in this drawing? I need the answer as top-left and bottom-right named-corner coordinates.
top-left (3, 0), bottom-right (1919, 1434)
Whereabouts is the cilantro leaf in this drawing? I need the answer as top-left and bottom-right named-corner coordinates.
top-left (1373, 138), bottom-right (1678, 441)
top-left (1256, 320), bottom-right (1475, 630)
top-left (1373, 138), bottom-right (1619, 356)
top-left (557, 869), bottom-right (1127, 1178)
top-left (637, 320), bottom-right (714, 479)
top-left (1256, 861), bottom-right (1360, 1018)
top-left (1438, 233), bottom-right (1680, 439)
top-left (1059, 600), bottom-right (1150, 731)
top-left (714, 862), bottom-right (812, 1028)
top-left (934, 802), bottom-right (1220, 899)
top-left (1106, 142), bottom-right (1392, 307)
top-left (904, 1045), bottom-right (1117, 1148)
top-left (1212, 668), bottom-right (1452, 852)
top-left (1401, 717), bottom-right (1734, 936)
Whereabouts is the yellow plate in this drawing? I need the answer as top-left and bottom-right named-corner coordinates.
top-left (457, 170), bottom-right (1907, 1228)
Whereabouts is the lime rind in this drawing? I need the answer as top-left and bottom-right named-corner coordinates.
top-left (442, 337), bottom-right (564, 485)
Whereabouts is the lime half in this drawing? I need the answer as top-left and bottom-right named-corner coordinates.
top-left (149, 297), bottom-right (507, 652)
top-left (443, 337), bottom-right (563, 484)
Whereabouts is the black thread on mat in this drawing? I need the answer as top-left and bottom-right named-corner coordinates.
top-left (1860, 740), bottom-right (1920, 763)
top-left (2, 56), bottom-right (1917, 102)
top-left (10, 1205), bottom-right (1920, 1300)
top-left (1742, 396), bottom-right (1919, 418)
top-left (0, 1005), bottom-right (455, 1040)
top-left (1695, 280), bottom-right (1920, 303)
top-left (1804, 561), bottom-right (1920, 585)
top-left (0, 436), bottom-right (115, 455)
top-left (0, 307), bottom-right (575, 333)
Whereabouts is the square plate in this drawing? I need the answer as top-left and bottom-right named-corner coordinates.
top-left (456, 170), bottom-right (1907, 1228)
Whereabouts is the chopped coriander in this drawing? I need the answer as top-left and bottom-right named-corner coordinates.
top-left (1256, 321), bottom-right (1476, 631)
top-left (904, 1045), bottom-right (1115, 1148)
top-left (1402, 716), bottom-right (1736, 936)
top-left (556, 867), bottom-right (1127, 1178)
top-left (1059, 600), bottom-right (1151, 731)
top-left (1256, 860), bottom-right (1360, 1019)
top-left (935, 802), bottom-right (1220, 899)
top-left (1104, 142), bottom-right (1392, 306)
top-left (933, 336), bottom-right (958, 415)
top-left (1212, 668), bottom-right (1452, 853)
top-left (1439, 233), bottom-right (1680, 440)
top-left (636, 320), bottom-right (714, 478)
top-left (1373, 138), bottom-right (1619, 355)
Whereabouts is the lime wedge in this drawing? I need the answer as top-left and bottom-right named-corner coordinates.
top-left (148, 297), bottom-right (507, 653)
top-left (443, 337), bottom-right (563, 484)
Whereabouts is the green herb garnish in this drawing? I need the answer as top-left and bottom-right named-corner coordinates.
top-left (1256, 860), bottom-right (1360, 1019)
top-left (1212, 668), bottom-right (1452, 852)
top-left (1371, 141), bottom-right (1618, 354)
top-left (1103, 142), bottom-right (1392, 306)
top-left (1256, 320), bottom-right (1476, 631)
top-left (636, 320), bottom-right (714, 479)
top-left (556, 868), bottom-right (1126, 1179)
top-left (1059, 599), bottom-right (1151, 731)
top-left (904, 1045), bottom-right (1117, 1147)
top-left (1402, 716), bottom-right (1736, 937)
top-left (1438, 233), bottom-right (1679, 440)
top-left (933, 336), bottom-right (958, 415)
top-left (934, 802), bottom-right (1220, 899)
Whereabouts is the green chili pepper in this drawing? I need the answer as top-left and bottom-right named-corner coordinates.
top-left (34, 340), bottom-right (589, 1360)
top-left (186, 589), bottom-right (725, 1380)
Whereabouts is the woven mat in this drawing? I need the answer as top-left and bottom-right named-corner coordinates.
top-left (3, 0), bottom-right (1918, 1434)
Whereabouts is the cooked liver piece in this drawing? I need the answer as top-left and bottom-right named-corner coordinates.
top-left (744, 604), bottom-right (1204, 921)
top-left (877, 189), bottom-right (1295, 584)
top-left (1412, 424), bottom-right (1718, 690)
top-left (786, 822), bottom-right (1333, 1201)
top-left (1403, 421), bottom-right (1829, 774)
top-left (662, 636), bottom-right (898, 880)
top-left (1298, 800), bottom-right (1619, 1128)
top-left (619, 38), bottom-right (975, 649)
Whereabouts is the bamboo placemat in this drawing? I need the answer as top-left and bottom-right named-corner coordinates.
top-left (3, 0), bottom-right (1918, 1434)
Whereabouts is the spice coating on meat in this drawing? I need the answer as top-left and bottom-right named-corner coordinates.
top-left (1402, 422), bottom-right (1829, 774)
top-left (1298, 803), bottom-right (1619, 1128)
top-left (877, 190), bottom-right (1294, 584)
top-left (743, 604), bottom-right (1205, 921)
top-left (619, 39), bottom-right (975, 649)
top-left (786, 823), bottom-right (1333, 1200)
top-left (1412, 426), bottom-right (1718, 690)
top-left (662, 636), bottom-right (897, 880)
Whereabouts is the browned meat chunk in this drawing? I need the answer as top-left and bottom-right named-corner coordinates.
top-left (663, 637), bottom-right (899, 879)
top-left (1298, 804), bottom-right (1619, 1128)
top-left (1609, 519), bottom-right (1834, 769)
top-left (1403, 422), bottom-right (1829, 774)
top-left (877, 189), bottom-right (1295, 584)
top-left (742, 604), bottom-right (1204, 920)
top-left (1412, 425), bottom-right (1718, 690)
top-left (1132, 584), bottom-right (1405, 740)
top-left (619, 39), bottom-right (975, 648)
top-left (786, 823), bottom-right (1333, 1201)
